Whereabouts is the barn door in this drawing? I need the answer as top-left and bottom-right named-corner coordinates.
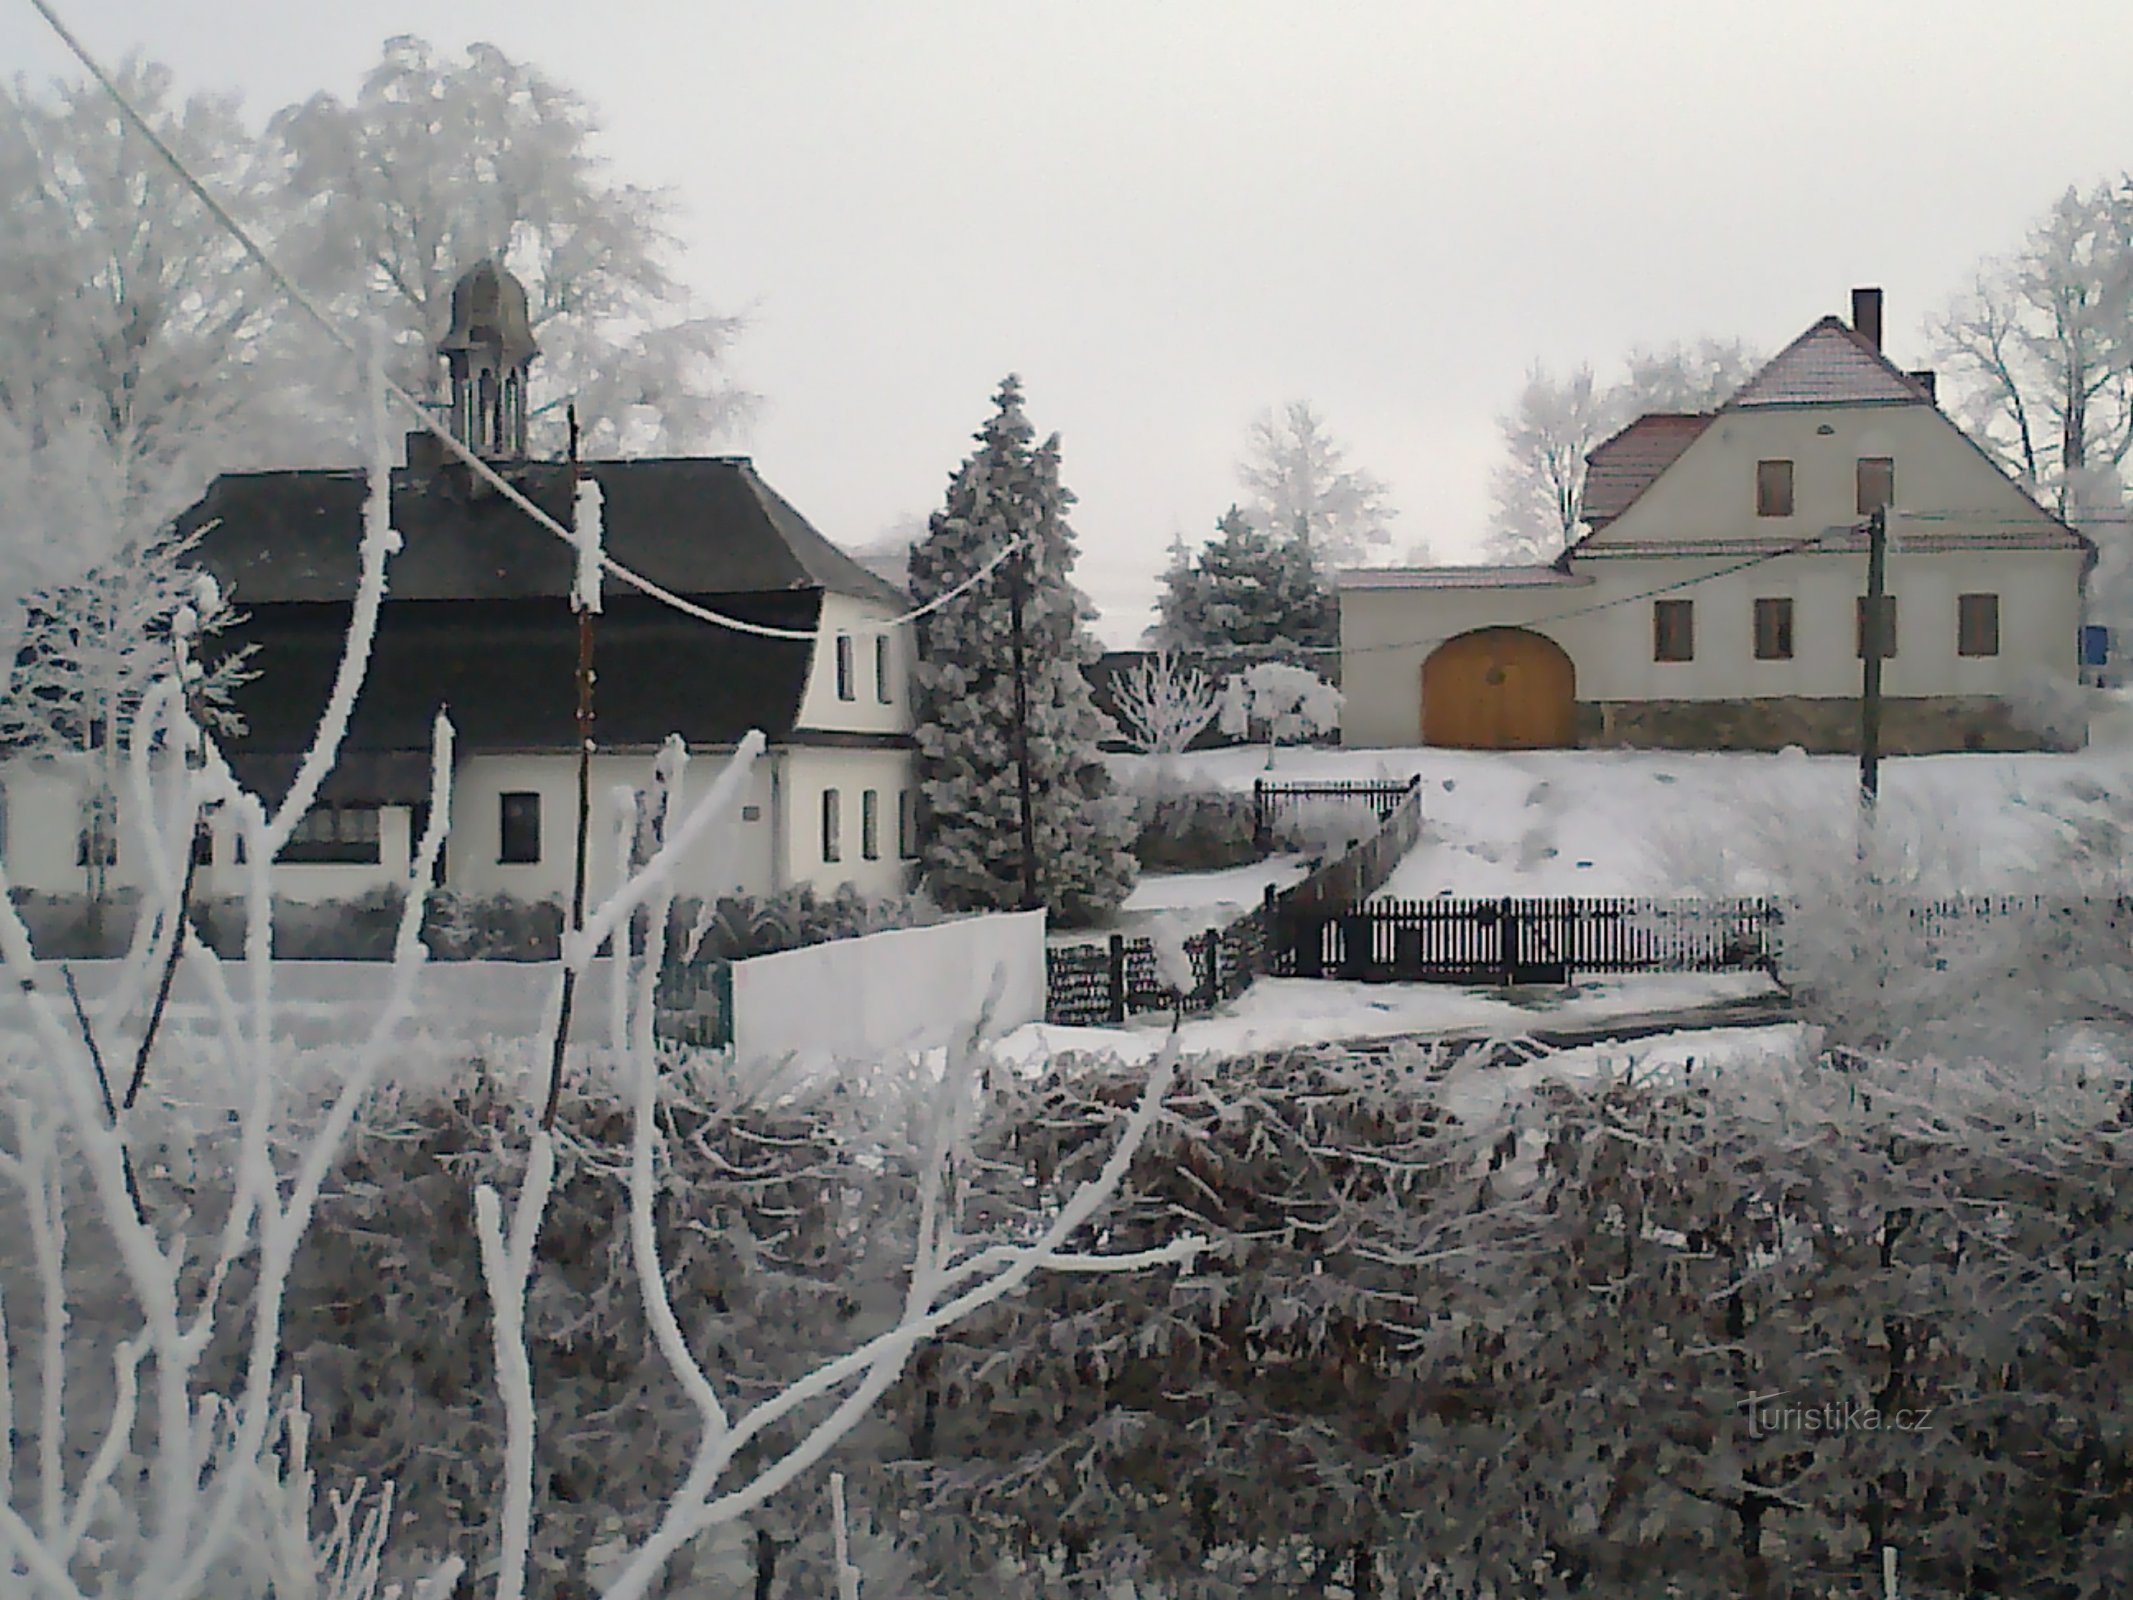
top-left (1422, 628), bottom-right (1575, 749)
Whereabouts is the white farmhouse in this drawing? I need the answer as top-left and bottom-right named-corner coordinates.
top-left (1341, 289), bottom-right (2093, 752)
top-left (0, 261), bottom-right (917, 909)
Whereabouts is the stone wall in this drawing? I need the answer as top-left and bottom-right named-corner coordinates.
top-left (1572, 696), bottom-right (2081, 755)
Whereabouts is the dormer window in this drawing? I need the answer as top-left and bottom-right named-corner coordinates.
top-left (1756, 460), bottom-right (1794, 518)
top-left (835, 633), bottom-right (855, 701)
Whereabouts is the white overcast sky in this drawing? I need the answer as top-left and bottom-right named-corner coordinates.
top-left (9, 1), bottom-right (2133, 642)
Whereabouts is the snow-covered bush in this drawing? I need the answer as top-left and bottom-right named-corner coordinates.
top-left (880, 1039), bottom-right (2133, 1598)
top-left (1129, 784), bottom-right (1260, 872)
top-left (1217, 662), bottom-right (1341, 769)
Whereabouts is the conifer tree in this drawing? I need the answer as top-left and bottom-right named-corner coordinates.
top-left (1152, 505), bottom-right (1336, 674)
top-left (908, 377), bottom-right (1135, 925)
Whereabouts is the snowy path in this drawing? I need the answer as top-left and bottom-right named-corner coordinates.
top-left (994, 970), bottom-right (1789, 1068)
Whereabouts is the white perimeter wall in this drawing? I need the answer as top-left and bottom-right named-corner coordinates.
top-left (728, 910), bottom-right (1044, 1067)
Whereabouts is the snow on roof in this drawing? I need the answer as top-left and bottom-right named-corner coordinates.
top-left (1337, 565), bottom-right (1593, 591)
top-left (1581, 414), bottom-right (1713, 527)
top-left (1725, 317), bottom-right (1936, 408)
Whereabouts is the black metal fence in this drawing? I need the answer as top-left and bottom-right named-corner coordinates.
top-left (1045, 910), bottom-right (1272, 1028)
top-left (1272, 896), bottom-right (1778, 984)
top-left (1253, 776), bottom-right (1418, 851)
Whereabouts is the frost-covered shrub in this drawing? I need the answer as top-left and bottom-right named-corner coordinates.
top-left (1130, 785), bottom-right (1260, 872)
top-left (665, 883), bottom-right (941, 967)
top-left (888, 1041), bottom-right (2133, 1598)
top-left (419, 889), bottom-right (567, 961)
top-left (5, 886), bottom-right (144, 957)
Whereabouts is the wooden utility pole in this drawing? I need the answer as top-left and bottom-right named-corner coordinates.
top-left (1006, 542), bottom-right (1040, 912)
top-left (1858, 505), bottom-right (1889, 808)
top-left (543, 405), bottom-right (596, 1130)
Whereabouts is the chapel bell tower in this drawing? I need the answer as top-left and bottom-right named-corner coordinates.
top-left (438, 259), bottom-right (537, 459)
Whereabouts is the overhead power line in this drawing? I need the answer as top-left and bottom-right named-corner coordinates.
top-left (23, 0), bottom-right (1014, 642)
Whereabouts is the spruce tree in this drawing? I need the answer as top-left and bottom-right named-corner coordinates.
top-left (908, 376), bottom-right (1135, 926)
top-left (1152, 505), bottom-right (1336, 675)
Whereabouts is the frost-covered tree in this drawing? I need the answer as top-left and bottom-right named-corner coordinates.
top-left (268, 35), bottom-right (750, 457)
top-left (1237, 400), bottom-right (1401, 568)
top-left (1219, 661), bottom-right (1342, 769)
top-left (908, 375), bottom-right (1136, 924)
top-left (1933, 181), bottom-right (2133, 520)
top-left (1486, 339), bottom-right (1763, 562)
top-left (1152, 504), bottom-right (1335, 673)
top-left (0, 57), bottom-right (319, 666)
top-left (1111, 647), bottom-right (1219, 755)
top-left (1485, 361), bottom-right (1612, 564)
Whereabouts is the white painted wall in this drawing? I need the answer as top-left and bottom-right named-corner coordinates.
top-left (729, 910), bottom-right (1044, 1068)
top-left (793, 594), bottom-right (916, 736)
top-left (0, 758), bottom-right (411, 903)
top-left (1592, 401), bottom-right (2073, 551)
top-left (776, 743), bottom-right (918, 897)
top-left (449, 748), bottom-right (778, 905)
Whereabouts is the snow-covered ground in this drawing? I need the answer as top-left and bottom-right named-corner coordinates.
top-left (992, 969), bottom-right (1785, 1067)
top-left (1115, 744), bottom-right (2131, 898)
top-left (1119, 854), bottom-right (1312, 916)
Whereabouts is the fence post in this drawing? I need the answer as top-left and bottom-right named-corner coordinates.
top-left (1339, 912), bottom-right (1369, 980)
top-left (1253, 778), bottom-right (1268, 854)
top-left (1204, 925), bottom-right (1221, 1008)
top-left (1497, 895), bottom-right (1516, 985)
top-left (1262, 883), bottom-right (1279, 976)
top-left (1107, 933), bottom-right (1126, 1025)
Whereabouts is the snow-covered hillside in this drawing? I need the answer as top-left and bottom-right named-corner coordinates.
top-left (1114, 744), bottom-right (2130, 898)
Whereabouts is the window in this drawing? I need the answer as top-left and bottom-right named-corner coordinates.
top-left (740, 804), bottom-right (762, 821)
top-left (1653, 599), bottom-right (1695, 662)
top-left (875, 634), bottom-right (893, 704)
top-left (835, 633), bottom-right (856, 700)
top-left (1756, 459), bottom-right (1794, 517)
top-left (898, 790), bottom-right (915, 859)
top-left (1856, 595), bottom-right (1899, 660)
top-left (1857, 457), bottom-right (1895, 515)
top-left (821, 788), bottom-right (842, 862)
top-left (498, 792), bottom-right (541, 864)
top-left (1752, 597), bottom-right (1795, 661)
top-left (1958, 593), bottom-right (2000, 657)
top-left (283, 803), bottom-right (382, 865)
top-left (192, 823), bottom-right (214, 867)
top-left (862, 789), bottom-right (880, 860)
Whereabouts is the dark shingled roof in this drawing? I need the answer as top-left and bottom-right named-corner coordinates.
top-left (173, 455), bottom-right (905, 784)
top-left (1581, 414), bottom-right (1712, 528)
top-left (208, 592), bottom-right (822, 797)
top-left (178, 456), bottom-right (908, 609)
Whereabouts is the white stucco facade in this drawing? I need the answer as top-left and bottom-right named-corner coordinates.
top-left (1, 601), bottom-right (922, 910)
top-left (1340, 313), bottom-right (2089, 752)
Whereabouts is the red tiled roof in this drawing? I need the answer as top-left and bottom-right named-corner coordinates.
top-left (1726, 317), bottom-right (1936, 408)
top-left (1580, 413), bottom-right (1712, 527)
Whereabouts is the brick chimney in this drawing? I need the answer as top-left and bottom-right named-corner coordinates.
top-left (1852, 286), bottom-right (1884, 351)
